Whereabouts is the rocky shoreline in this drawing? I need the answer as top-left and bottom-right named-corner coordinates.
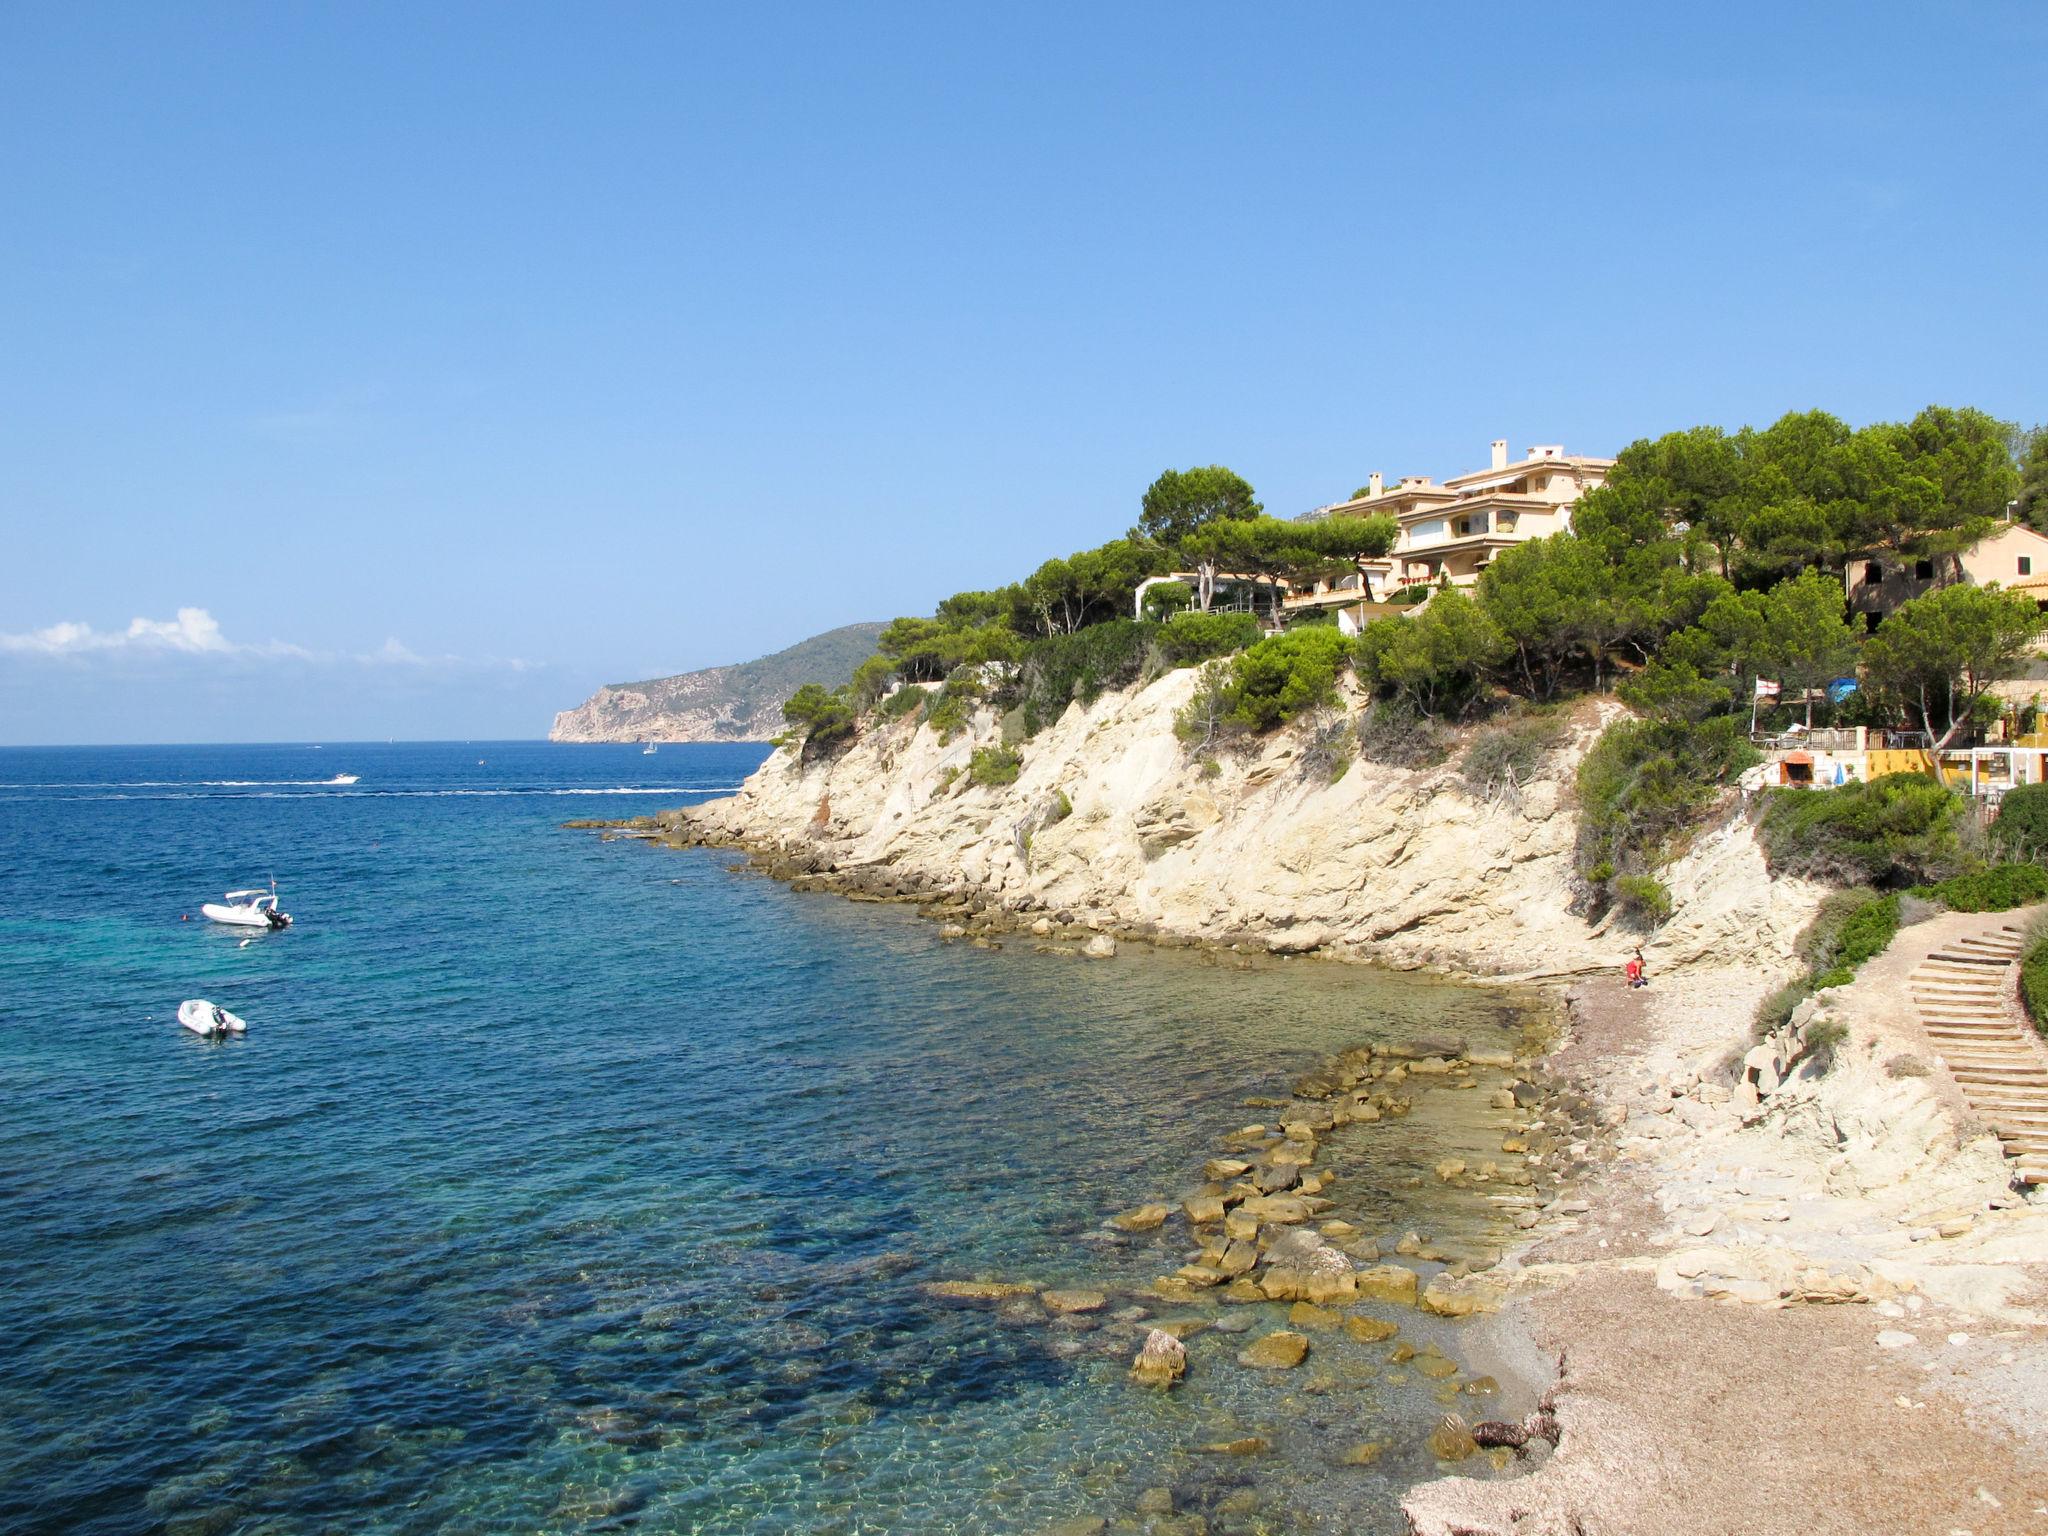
top-left (907, 1019), bottom-right (1614, 1531)
top-left (570, 694), bottom-right (2048, 1530)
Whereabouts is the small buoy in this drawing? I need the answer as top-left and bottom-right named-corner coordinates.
top-left (238, 937), bottom-right (254, 949)
top-left (181, 914), bottom-right (190, 921)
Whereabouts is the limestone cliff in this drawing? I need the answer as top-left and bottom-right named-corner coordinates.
top-left (550, 622), bottom-right (885, 743)
top-left (668, 668), bottom-right (1824, 980)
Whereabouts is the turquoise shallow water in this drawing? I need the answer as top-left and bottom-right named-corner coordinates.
top-left (0, 742), bottom-right (1533, 1535)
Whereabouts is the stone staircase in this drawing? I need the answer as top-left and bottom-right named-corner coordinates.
top-left (1908, 921), bottom-right (2048, 1185)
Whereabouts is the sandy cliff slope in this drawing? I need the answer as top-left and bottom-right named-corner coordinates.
top-left (675, 668), bottom-right (1823, 980)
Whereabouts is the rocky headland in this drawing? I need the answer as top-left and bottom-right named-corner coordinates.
top-left (639, 665), bottom-right (1818, 981)
top-left (582, 669), bottom-right (2048, 1533)
top-left (550, 621), bottom-right (884, 743)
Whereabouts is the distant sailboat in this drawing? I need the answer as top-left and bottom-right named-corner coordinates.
top-left (642, 742), bottom-right (657, 756)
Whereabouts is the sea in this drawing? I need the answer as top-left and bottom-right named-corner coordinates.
top-left (0, 741), bottom-right (1540, 1535)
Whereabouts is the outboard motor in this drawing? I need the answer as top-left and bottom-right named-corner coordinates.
top-left (267, 909), bottom-right (291, 930)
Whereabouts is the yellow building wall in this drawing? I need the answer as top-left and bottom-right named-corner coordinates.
top-left (1865, 749), bottom-right (1935, 778)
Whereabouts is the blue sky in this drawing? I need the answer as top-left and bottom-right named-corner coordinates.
top-left (2, 2), bottom-right (2042, 743)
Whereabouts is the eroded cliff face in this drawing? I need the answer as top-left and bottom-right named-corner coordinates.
top-left (551, 681), bottom-right (766, 744)
top-left (673, 669), bottom-right (1822, 980)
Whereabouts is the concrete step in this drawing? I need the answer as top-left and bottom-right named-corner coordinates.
top-left (1952, 1076), bottom-right (2048, 1093)
top-left (1926, 1040), bottom-right (2035, 1054)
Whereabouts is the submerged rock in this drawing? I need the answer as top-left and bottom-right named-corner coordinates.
top-left (1183, 1194), bottom-right (1226, 1225)
top-left (1426, 1412), bottom-right (1480, 1462)
top-left (1353, 1265), bottom-right (1419, 1306)
top-left (1109, 1204), bottom-right (1169, 1232)
top-left (1130, 1328), bottom-right (1187, 1389)
top-left (1421, 1272), bottom-right (1508, 1317)
top-left (1237, 1330), bottom-right (1310, 1369)
top-left (1258, 1229), bottom-right (1357, 1303)
top-left (924, 1279), bottom-right (1038, 1302)
top-left (1343, 1315), bottom-right (1399, 1343)
top-left (1041, 1288), bottom-right (1107, 1315)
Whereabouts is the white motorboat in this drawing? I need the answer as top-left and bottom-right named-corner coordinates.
top-left (325, 773), bottom-right (359, 785)
top-left (179, 999), bottom-right (246, 1037)
top-left (201, 883), bottom-right (292, 930)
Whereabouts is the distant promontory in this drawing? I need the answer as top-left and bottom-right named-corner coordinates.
top-left (550, 622), bottom-right (885, 743)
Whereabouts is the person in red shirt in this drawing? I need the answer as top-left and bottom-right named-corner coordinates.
top-left (1624, 950), bottom-right (1647, 988)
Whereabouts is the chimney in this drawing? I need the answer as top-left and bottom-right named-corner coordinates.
top-left (1368, 471), bottom-right (1383, 497)
top-left (1490, 439), bottom-right (1508, 471)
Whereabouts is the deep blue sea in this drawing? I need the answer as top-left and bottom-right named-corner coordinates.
top-left (0, 742), bottom-right (1534, 1535)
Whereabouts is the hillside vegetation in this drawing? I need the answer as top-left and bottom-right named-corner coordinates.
top-left (780, 407), bottom-right (2048, 941)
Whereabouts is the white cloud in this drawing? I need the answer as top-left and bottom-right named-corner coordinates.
top-left (0, 607), bottom-right (538, 673)
top-left (1, 606), bottom-right (236, 655)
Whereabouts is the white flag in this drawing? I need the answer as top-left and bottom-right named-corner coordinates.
top-left (1754, 678), bottom-right (1782, 699)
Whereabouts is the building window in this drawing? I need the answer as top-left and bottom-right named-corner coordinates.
top-left (1863, 561), bottom-right (1883, 584)
top-left (2023, 557), bottom-right (2034, 576)
top-left (1914, 559), bottom-right (1935, 580)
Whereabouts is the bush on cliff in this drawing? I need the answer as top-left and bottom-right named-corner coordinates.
top-left (1152, 611), bottom-right (1262, 667)
top-left (782, 682), bottom-right (857, 757)
top-left (1011, 619), bottom-right (1157, 734)
top-left (2022, 913), bottom-right (2048, 1038)
top-left (1994, 782), bottom-right (2048, 860)
top-left (1353, 587), bottom-right (1508, 720)
top-left (1354, 698), bottom-right (1450, 768)
top-left (1220, 625), bottom-right (1352, 731)
top-left (1918, 862), bottom-right (2048, 913)
top-left (968, 745), bottom-right (1022, 787)
top-left (1575, 715), bottom-right (1756, 899)
top-left (1756, 889), bottom-right (1903, 1035)
top-left (1756, 772), bottom-right (1963, 885)
top-left (1460, 709), bottom-right (1570, 798)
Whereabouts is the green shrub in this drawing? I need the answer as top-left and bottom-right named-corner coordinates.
top-left (782, 681), bottom-right (857, 757)
top-left (1142, 580), bottom-right (1194, 620)
top-left (1804, 1015), bottom-right (1850, 1057)
top-left (1753, 981), bottom-right (1811, 1037)
top-left (1011, 619), bottom-right (1158, 734)
top-left (1922, 862), bottom-right (2048, 913)
top-left (849, 652), bottom-right (900, 709)
top-left (1154, 611), bottom-right (1262, 666)
top-left (1355, 698), bottom-right (1450, 768)
top-left (937, 766), bottom-right (960, 793)
top-left (1050, 787), bottom-right (1072, 821)
top-left (968, 745), bottom-right (1022, 787)
top-left (1460, 712), bottom-right (1568, 798)
top-left (1223, 626), bottom-right (1353, 730)
top-left (1754, 888), bottom-right (1902, 1037)
top-left (1994, 782), bottom-right (2048, 859)
top-left (1577, 716), bottom-right (1757, 885)
top-left (925, 690), bottom-right (973, 741)
top-left (879, 685), bottom-right (926, 720)
top-left (1835, 893), bottom-right (1901, 966)
top-left (1613, 874), bottom-right (1672, 925)
top-left (1755, 773), bottom-right (1963, 885)
top-left (2024, 928), bottom-right (2048, 1039)
top-left (1174, 659), bottom-right (1240, 751)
